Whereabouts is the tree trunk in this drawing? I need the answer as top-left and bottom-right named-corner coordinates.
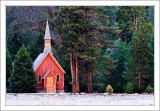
top-left (70, 53), bottom-right (76, 93)
top-left (133, 15), bottom-right (137, 30)
top-left (89, 72), bottom-right (93, 93)
top-left (133, 15), bottom-right (135, 29)
top-left (86, 66), bottom-right (89, 93)
top-left (138, 27), bottom-right (141, 91)
top-left (135, 15), bottom-right (137, 26)
top-left (76, 56), bottom-right (80, 93)
top-left (86, 66), bottom-right (93, 93)
top-left (139, 58), bottom-right (141, 90)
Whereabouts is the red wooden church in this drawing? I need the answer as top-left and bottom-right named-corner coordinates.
top-left (33, 20), bottom-right (65, 93)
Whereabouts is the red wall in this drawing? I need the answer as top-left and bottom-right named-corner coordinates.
top-left (35, 54), bottom-right (64, 91)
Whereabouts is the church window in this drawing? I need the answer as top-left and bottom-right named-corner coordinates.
top-left (38, 74), bottom-right (42, 83)
top-left (57, 75), bottom-right (60, 83)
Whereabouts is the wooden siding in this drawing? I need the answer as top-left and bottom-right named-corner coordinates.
top-left (44, 71), bottom-right (56, 92)
top-left (35, 53), bottom-right (64, 91)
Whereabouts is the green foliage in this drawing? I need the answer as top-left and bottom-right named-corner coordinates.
top-left (27, 33), bottom-right (44, 60)
top-left (116, 6), bottom-right (146, 43)
top-left (109, 39), bottom-right (127, 93)
top-left (54, 6), bottom-right (102, 92)
top-left (6, 48), bottom-right (12, 91)
top-left (6, 6), bottom-right (154, 93)
top-left (145, 85), bottom-right (154, 93)
top-left (96, 84), bottom-right (106, 93)
top-left (106, 85), bottom-right (113, 94)
top-left (150, 32), bottom-right (154, 54)
top-left (7, 32), bottom-right (23, 60)
top-left (94, 46), bottom-right (117, 93)
top-left (142, 22), bottom-right (153, 39)
top-left (145, 6), bottom-right (154, 26)
top-left (9, 46), bottom-right (37, 93)
top-left (125, 82), bottom-right (135, 93)
top-left (123, 23), bottom-right (154, 92)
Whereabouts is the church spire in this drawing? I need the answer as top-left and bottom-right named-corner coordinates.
top-left (44, 20), bottom-right (52, 54)
top-left (44, 19), bottom-right (51, 40)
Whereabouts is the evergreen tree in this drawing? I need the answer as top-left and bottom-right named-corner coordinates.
top-left (145, 6), bottom-right (154, 26)
top-left (116, 6), bottom-right (146, 43)
top-left (53, 6), bottom-right (88, 93)
top-left (9, 46), bottom-right (37, 93)
top-left (6, 48), bottom-right (12, 91)
top-left (94, 48), bottom-right (117, 93)
top-left (150, 32), bottom-right (154, 54)
top-left (123, 23), bottom-right (154, 92)
top-left (81, 6), bottom-right (119, 93)
top-left (7, 32), bottom-right (23, 60)
top-left (109, 39), bottom-right (127, 93)
top-left (27, 33), bottom-right (44, 60)
top-left (53, 6), bottom-right (105, 93)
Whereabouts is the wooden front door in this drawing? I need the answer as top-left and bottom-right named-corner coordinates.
top-left (47, 77), bottom-right (56, 93)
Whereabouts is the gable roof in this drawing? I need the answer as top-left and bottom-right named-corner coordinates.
top-left (33, 52), bottom-right (65, 74)
top-left (42, 69), bottom-right (56, 79)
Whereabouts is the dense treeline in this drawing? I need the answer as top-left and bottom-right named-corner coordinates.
top-left (6, 6), bottom-right (154, 93)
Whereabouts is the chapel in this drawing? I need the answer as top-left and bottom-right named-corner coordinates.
top-left (33, 20), bottom-right (65, 93)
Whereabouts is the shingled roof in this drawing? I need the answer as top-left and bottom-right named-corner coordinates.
top-left (33, 51), bottom-right (52, 71)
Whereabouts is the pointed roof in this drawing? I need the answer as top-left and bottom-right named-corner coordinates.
top-left (33, 52), bottom-right (66, 74)
top-left (42, 69), bottom-right (56, 79)
top-left (44, 19), bottom-right (51, 39)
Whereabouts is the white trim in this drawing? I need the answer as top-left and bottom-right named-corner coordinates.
top-left (43, 70), bottom-right (56, 79)
top-left (48, 53), bottom-right (66, 73)
top-left (35, 52), bottom-right (66, 74)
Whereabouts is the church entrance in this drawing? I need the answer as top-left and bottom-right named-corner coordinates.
top-left (43, 69), bottom-right (57, 93)
top-left (46, 77), bottom-right (56, 93)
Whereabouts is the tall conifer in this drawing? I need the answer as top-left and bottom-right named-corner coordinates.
top-left (123, 23), bottom-right (154, 91)
top-left (6, 48), bottom-right (12, 91)
top-left (9, 46), bottom-right (37, 93)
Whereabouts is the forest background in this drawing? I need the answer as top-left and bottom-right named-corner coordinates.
top-left (6, 6), bottom-right (154, 93)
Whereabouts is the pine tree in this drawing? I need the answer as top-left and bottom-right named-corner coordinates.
top-left (53, 6), bottom-right (88, 93)
top-left (150, 32), bottom-right (154, 54)
top-left (6, 48), bottom-right (12, 91)
top-left (54, 6), bottom-right (101, 93)
top-left (27, 33), bottom-right (44, 60)
top-left (7, 32), bottom-right (23, 60)
top-left (94, 48), bottom-right (117, 93)
top-left (109, 39), bottom-right (127, 93)
top-left (145, 6), bottom-right (154, 26)
top-left (9, 46), bottom-right (37, 93)
top-left (81, 6), bottom-right (118, 93)
top-left (116, 6), bottom-right (146, 43)
top-left (53, 6), bottom-right (122, 93)
top-left (123, 23), bottom-right (154, 91)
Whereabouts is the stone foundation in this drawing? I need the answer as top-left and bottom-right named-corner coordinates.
top-left (36, 90), bottom-right (64, 93)
top-left (56, 90), bottom-right (64, 93)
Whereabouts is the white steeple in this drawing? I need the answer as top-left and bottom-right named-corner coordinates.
top-left (44, 19), bottom-right (51, 40)
top-left (44, 19), bottom-right (52, 55)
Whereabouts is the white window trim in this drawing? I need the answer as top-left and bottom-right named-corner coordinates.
top-left (57, 74), bottom-right (60, 83)
top-left (38, 74), bottom-right (42, 83)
